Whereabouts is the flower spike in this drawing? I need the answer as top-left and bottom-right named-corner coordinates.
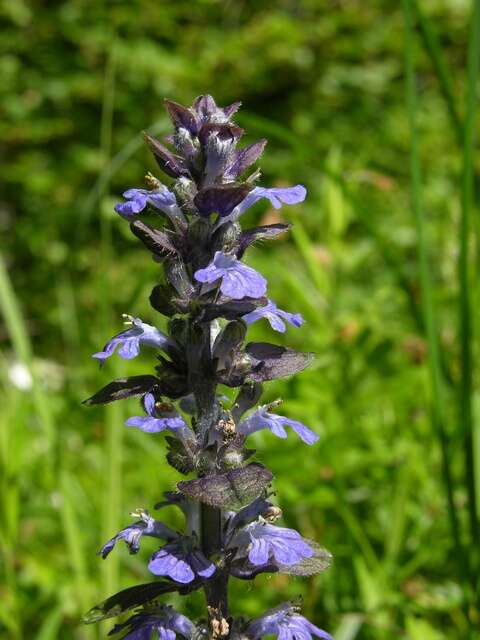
top-left (83, 95), bottom-right (331, 638)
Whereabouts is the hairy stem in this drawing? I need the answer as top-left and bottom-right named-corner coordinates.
top-left (201, 504), bottom-right (229, 617)
top-left (189, 316), bottom-right (230, 633)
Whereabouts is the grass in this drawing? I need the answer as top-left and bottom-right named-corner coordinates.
top-left (403, 0), bottom-right (470, 623)
top-left (458, 0), bottom-right (480, 599)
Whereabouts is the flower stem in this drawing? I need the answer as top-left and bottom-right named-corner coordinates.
top-left (201, 504), bottom-right (229, 617)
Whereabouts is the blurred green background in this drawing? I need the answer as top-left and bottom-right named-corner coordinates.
top-left (1, 0), bottom-right (480, 638)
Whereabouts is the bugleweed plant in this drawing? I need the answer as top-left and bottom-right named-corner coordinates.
top-left (83, 95), bottom-right (332, 640)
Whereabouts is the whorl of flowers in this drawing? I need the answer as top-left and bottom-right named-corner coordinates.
top-left (83, 95), bottom-right (332, 640)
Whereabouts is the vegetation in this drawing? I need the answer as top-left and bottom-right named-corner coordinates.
top-left (0, 1), bottom-right (479, 638)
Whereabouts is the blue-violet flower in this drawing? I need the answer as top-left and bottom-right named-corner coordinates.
top-left (238, 405), bottom-right (319, 445)
top-left (99, 510), bottom-right (176, 558)
top-left (126, 393), bottom-right (188, 434)
top-left (108, 606), bottom-right (194, 640)
top-left (92, 315), bottom-right (171, 363)
top-left (148, 539), bottom-right (216, 584)
top-left (226, 185), bottom-right (306, 223)
top-left (242, 299), bottom-right (304, 332)
top-left (233, 522), bottom-right (313, 566)
top-left (194, 251), bottom-right (267, 300)
top-left (247, 603), bottom-right (333, 640)
top-left (115, 187), bottom-right (179, 219)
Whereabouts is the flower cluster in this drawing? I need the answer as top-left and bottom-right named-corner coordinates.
top-left (83, 95), bottom-right (332, 640)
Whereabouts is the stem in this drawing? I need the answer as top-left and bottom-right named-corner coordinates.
top-left (201, 504), bottom-right (229, 617)
top-left (189, 318), bottom-right (230, 634)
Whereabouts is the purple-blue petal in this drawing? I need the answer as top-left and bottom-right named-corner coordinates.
top-left (242, 300), bottom-right (304, 333)
top-left (245, 523), bottom-right (313, 567)
top-left (148, 549), bottom-right (195, 584)
top-left (92, 318), bottom-right (171, 364)
top-left (248, 605), bottom-right (332, 640)
top-left (248, 537), bottom-right (270, 565)
top-left (276, 308), bottom-right (305, 328)
top-left (125, 416), bottom-right (186, 433)
top-left (115, 187), bottom-right (178, 219)
top-left (238, 407), bottom-right (318, 445)
top-left (148, 189), bottom-right (177, 209)
top-left (235, 184), bottom-right (307, 218)
top-left (188, 551), bottom-right (216, 578)
top-left (219, 263), bottom-right (267, 300)
top-left (144, 392), bottom-right (156, 415)
top-left (281, 417), bottom-right (319, 445)
top-left (194, 252), bottom-right (267, 300)
top-left (114, 189), bottom-right (149, 218)
top-left (117, 337), bottom-right (141, 359)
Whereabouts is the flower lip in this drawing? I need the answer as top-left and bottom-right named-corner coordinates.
top-left (237, 404), bottom-right (319, 445)
top-left (217, 184), bottom-right (307, 227)
top-left (92, 315), bottom-right (172, 364)
top-left (114, 186), bottom-right (179, 219)
top-left (125, 392), bottom-right (189, 435)
top-left (242, 299), bottom-right (304, 333)
top-left (98, 510), bottom-right (177, 559)
top-left (231, 521), bottom-right (314, 567)
top-left (247, 603), bottom-right (333, 640)
top-left (194, 251), bottom-right (267, 300)
top-left (148, 539), bottom-right (216, 584)
top-left (108, 605), bottom-right (195, 640)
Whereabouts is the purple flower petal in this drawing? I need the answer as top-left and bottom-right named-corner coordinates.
top-left (114, 187), bottom-right (179, 220)
top-left (109, 607), bottom-right (195, 640)
top-left (149, 548), bottom-right (195, 584)
top-left (248, 603), bottom-right (333, 640)
top-left (125, 416), bottom-right (185, 433)
top-left (248, 537), bottom-right (270, 566)
top-left (194, 252), bottom-right (267, 300)
top-left (117, 337), bottom-right (141, 359)
top-left (115, 190), bottom-right (149, 218)
top-left (242, 523), bottom-right (313, 567)
top-left (92, 316), bottom-right (171, 364)
top-left (144, 392), bottom-right (155, 414)
top-left (148, 541), bottom-right (215, 584)
top-left (243, 299), bottom-right (304, 333)
top-left (234, 184), bottom-right (307, 219)
top-left (99, 512), bottom-right (175, 558)
top-left (238, 406), bottom-right (319, 445)
top-left (126, 392), bottom-right (187, 434)
top-left (188, 551), bottom-right (216, 578)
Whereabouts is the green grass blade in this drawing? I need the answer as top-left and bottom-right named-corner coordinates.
top-left (458, 0), bottom-right (480, 572)
top-left (60, 472), bottom-right (95, 639)
top-left (0, 254), bottom-right (56, 486)
top-left (403, 0), bottom-right (469, 596)
top-left (413, 0), bottom-right (463, 145)
top-left (332, 614), bottom-right (363, 640)
top-left (95, 39), bottom-right (125, 615)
